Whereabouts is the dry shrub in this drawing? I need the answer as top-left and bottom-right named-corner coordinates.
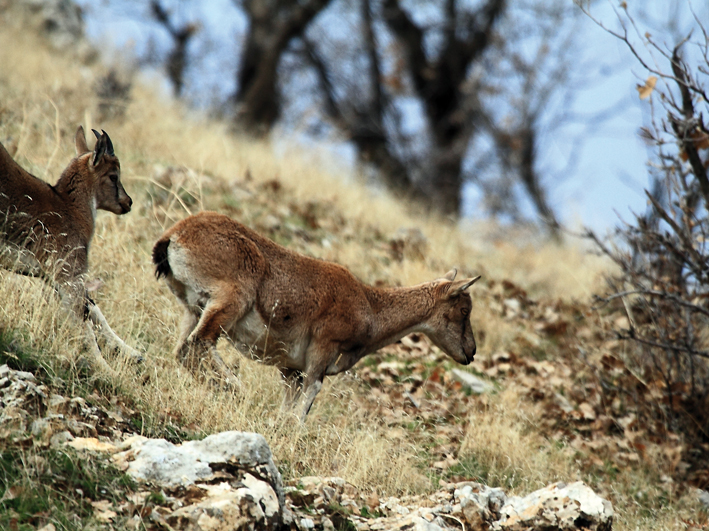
top-left (585, 10), bottom-right (709, 487)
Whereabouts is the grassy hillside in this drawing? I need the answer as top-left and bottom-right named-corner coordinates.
top-left (0, 24), bottom-right (705, 531)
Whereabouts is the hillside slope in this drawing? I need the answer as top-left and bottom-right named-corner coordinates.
top-left (0, 21), bottom-right (706, 531)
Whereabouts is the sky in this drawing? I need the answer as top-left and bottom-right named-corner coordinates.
top-left (77, 0), bottom-right (705, 234)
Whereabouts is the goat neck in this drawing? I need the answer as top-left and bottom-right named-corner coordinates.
top-left (361, 283), bottom-right (436, 352)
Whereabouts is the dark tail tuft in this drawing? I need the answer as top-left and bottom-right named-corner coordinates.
top-left (152, 238), bottom-right (172, 279)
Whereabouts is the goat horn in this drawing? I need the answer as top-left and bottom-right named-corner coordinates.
top-left (102, 130), bottom-right (114, 155)
top-left (91, 128), bottom-right (101, 140)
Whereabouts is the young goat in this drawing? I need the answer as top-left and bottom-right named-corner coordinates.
top-left (153, 211), bottom-right (480, 419)
top-left (0, 126), bottom-right (140, 375)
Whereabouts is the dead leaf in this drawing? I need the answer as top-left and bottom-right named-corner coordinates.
top-left (91, 500), bottom-right (117, 522)
top-left (637, 76), bottom-right (658, 100)
top-left (578, 402), bottom-right (597, 421)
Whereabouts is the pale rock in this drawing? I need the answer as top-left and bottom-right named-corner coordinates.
top-left (114, 431), bottom-right (289, 529)
top-left (503, 298), bottom-right (522, 317)
top-left (451, 369), bottom-right (494, 394)
top-left (299, 517), bottom-right (315, 529)
top-left (493, 481), bottom-right (613, 531)
top-left (31, 418), bottom-right (53, 441)
top-left (50, 430), bottom-right (74, 447)
top-left (167, 477), bottom-right (280, 531)
top-left (454, 482), bottom-right (507, 528)
top-left (321, 516), bottom-right (335, 531)
top-left (697, 489), bottom-right (709, 510)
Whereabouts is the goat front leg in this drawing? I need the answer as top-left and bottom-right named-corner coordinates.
top-left (86, 300), bottom-right (143, 363)
top-left (60, 282), bottom-right (119, 378)
top-left (295, 358), bottom-right (326, 421)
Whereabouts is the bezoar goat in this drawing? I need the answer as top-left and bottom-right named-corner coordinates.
top-left (152, 211), bottom-right (480, 419)
top-left (0, 126), bottom-right (140, 375)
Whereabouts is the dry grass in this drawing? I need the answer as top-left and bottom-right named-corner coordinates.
top-left (2, 25), bottom-right (700, 530)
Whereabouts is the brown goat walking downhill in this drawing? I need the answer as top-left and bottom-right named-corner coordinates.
top-left (153, 211), bottom-right (480, 419)
top-left (0, 126), bottom-right (140, 375)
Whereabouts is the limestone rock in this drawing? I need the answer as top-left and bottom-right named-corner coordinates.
top-left (114, 431), bottom-right (290, 530)
top-left (166, 477), bottom-right (281, 531)
top-left (493, 481), bottom-right (613, 531)
top-left (450, 369), bottom-right (494, 394)
top-left (454, 482), bottom-right (507, 528)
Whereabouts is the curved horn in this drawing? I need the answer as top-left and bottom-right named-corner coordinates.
top-left (102, 130), bottom-right (114, 155)
top-left (91, 129), bottom-right (107, 166)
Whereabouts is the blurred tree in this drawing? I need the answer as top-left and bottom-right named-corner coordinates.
top-left (130, 0), bottom-right (602, 232)
top-left (233, 0), bottom-right (334, 135)
top-left (303, 0), bottom-right (507, 219)
top-left (150, 1), bottom-right (199, 98)
top-left (296, 0), bottom-right (594, 231)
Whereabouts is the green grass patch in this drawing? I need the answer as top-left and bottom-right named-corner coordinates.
top-left (0, 446), bottom-right (137, 531)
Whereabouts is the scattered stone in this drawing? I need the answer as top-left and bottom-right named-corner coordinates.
top-left (455, 482), bottom-right (507, 528)
top-left (493, 481), bottom-right (613, 531)
top-left (697, 489), bottom-right (709, 510)
top-left (284, 476), bottom-right (612, 531)
top-left (451, 369), bottom-right (494, 394)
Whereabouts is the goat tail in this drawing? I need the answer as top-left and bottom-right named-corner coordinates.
top-left (152, 237), bottom-right (172, 279)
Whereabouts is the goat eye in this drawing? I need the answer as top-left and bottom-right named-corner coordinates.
top-left (461, 308), bottom-right (470, 317)
top-left (109, 174), bottom-right (118, 183)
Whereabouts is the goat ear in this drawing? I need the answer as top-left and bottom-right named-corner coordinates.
top-left (75, 126), bottom-right (90, 155)
top-left (446, 275), bottom-right (481, 298)
top-left (91, 129), bottom-right (107, 166)
top-left (442, 269), bottom-right (457, 281)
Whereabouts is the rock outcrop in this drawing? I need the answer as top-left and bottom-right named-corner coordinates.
top-left (282, 475), bottom-right (612, 531)
top-left (111, 431), bottom-right (291, 530)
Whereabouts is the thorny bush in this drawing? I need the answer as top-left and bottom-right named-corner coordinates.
top-left (584, 7), bottom-right (709, 485)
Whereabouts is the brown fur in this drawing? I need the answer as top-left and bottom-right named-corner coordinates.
top-left (0, 126), bottom-right (139, 374)
top-left (153, 211), bottom-right (480, 418)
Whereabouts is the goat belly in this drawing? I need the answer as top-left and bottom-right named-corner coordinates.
top-left (225, 308), bottom-right (308, 368)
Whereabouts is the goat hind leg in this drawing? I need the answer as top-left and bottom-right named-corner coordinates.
top-left (174, 308), bottom-right (199, 364)
top-left (184, 292), bottom-right (245, 386)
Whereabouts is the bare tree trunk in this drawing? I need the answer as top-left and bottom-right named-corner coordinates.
top-left (150, 1), bottom-right (198, 98)
top-left (234, 0), bottom-right (333, 135)
top-left (382, 0), bottom-right (505, 216)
